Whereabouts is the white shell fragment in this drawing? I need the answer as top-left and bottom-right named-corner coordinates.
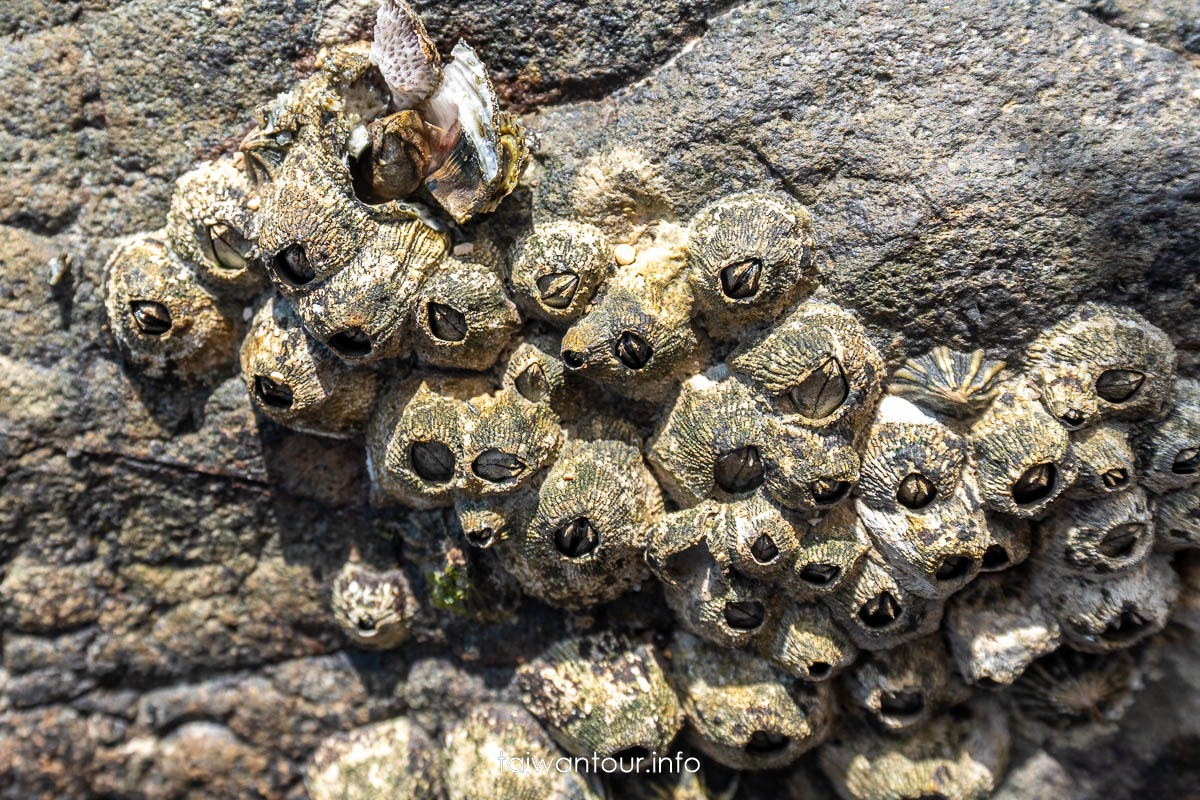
top-left (370, 0), bottom-right (444, 110)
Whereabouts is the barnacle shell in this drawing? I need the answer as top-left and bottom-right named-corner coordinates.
top-left (501, 334), bottom-right (586, 421)
top-left (1066, 423), bottom-right (1136, 498)
top-left (661, 544), bottom-right (779, 649)
top-left (761, 599), bottom-right (858, 682)
top-left (240, 88), bottom-right (305, 189)
top-left (824, 548), bottom-right (944, 651)
top-left (968, 382), bottom-right (1078, 518)
top-left (667, 631), bottom-right (834, 770)
top-left (369, 0), bottom-right (443, 110)
top-left (165, 158), bottom-right (263, 296)
top-left (685, 191), bottom-right (817, 339)
top-left (354, 110), bottom-right (432, 202)
top-left (410, 257), bottom-right (521, 370)
top-left (843, 636), bottom-right (969, 732)
top-left (889, 346), bottom-right (1006, 419)
top-left (306, 716), bottom-right (444, 800)
top-left (443, 704), bottom-right (604, 800)
top-left (517, 631), bottom-right (683, 759)
top-left (329, 549), bottom-right (419, 649)
top-left (818, 698), bottom-right (1010, 800)
top-left (1010, 649), bottom-right (1141, 740)
top-left (944, 570), bottom-right (1062, 686)
top-left (980, 512), bottom-right (1033, 573)
top-left (761, 421), bottom-right (860, 512)
top-left (1155, 483), bottom-right (1200, 551)
top-left (104, 232), bottom-right (240, 380)
top-left (510, 220), bottom-right (611, 324)
top-left (786, 502), bottom-right (869, 597)
top-left (1138, 377), bottom-right (1200, 493)
top-left (459, 387), bottom-right (563, 498)
top-left (1026, 303), bottom-right (1175, 430)
top-left (1034, 488), bottom-right (1154, 577)
top-left (702, 493), bottom-right (803, 583)
top-left (240, 296), bottom-right (380, 437)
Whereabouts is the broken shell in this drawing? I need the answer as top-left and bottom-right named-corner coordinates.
top-left (843, 635), bottom-right (969, 732)
top-left (761, 599), bottom-right (859, 682)
top-left (510, 220), bottom-right (611, 324)
top-left (1034, 488), bottom-right (1154, 577)
top-left (1010, 649), bottom-right (1140, 740)
top-left (330, 552), bottom-right (419, 649)
top-left (410, 257), bottom-right (521, 370)
top-left (889, 346), bottom-right (1006, 419)
top-left (1138, 377), bottom-right (1200, 493)
top-left (369, 0), bottom-right (443, 110)
top-left (306, 716), bottom-right (444, 800)
top-left (1066, 423), bottom-right (1136, 498)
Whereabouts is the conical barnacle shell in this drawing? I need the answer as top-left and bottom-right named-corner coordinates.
top-left (165, 158), bottom-right (264, 297)
top-left (944, 570), bottom-right (1061, 687)
top-left (703, 494), bottom-right (803, 583)
top-left (459, 387), bottom-right (562, 497)
top-left (454, 489), bottom-right (538, 549)
top-left (510, 220), bottom-right (612, 324)
top-left (353, 110), bottom-right (432, 203)
top-left (240, 88), bottom-right (305, 189)
top-left (889, 346), bottom-right (1006, 419)
top-left (818, 698), bottom-right (1010, 800)
top-left (240, 296), bottom-right (380, 438)
top-left (103, 232), bottom-right (241, 380)
top-left (370, 0), bottom-right (443, 110)
top-left (842, 635), bottom-right (969, 733)
top-left (685, 191), bottom-right (818, 340)
top-left (1031, 552), bottom-right (1179, 653)
top-left (823, 547), bottom-right (944, 651)
top-left (1033, 488), bottom-right (1154, 578)
top-left (494, 429), bottom-right (659, 608)
top-left (760, 599), bottom-right (858, 682)
top-left (517, 631), bottom-right (683, 760)
top-left (1138, 377), bottom-right (1200, 493)
top-left (785, 502), bottom-right (869, 598)
top-left (410, 256), bottom-right (521, 370)
top-left (728, 300), bottom-right (885, 435)
top-left (443, 704), bottom-right (604, 800)
top-left (1009, 648), bottom-right (1140, 741)
top-left (306, 716), bottom-right (444, 800)
top-left (422, 42), bottom-right (529, 223)
top-left (1155, 483), bottom-right (1200, 551)
top-left (968, 381), bottom-right (1078, 518)
top-left (329, 553), bottom-right (419, 649)
top-left (761, 420), bottom-right (860, 512)
top-left (501, 334), bottom-right (588, 421)
top-left (979, 512), bottom-right (1033, 572)
top-left (1065, 422), bottom-right (1136, 498)
top-left (1026, 302), bottom-right (1176, 430)
top-left (667, 631), bottom-right (835, 771)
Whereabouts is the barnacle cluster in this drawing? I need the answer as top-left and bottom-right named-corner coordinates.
top-left (102, 1), bottom-right (1200, 797)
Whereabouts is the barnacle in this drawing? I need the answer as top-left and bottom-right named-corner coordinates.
top-left (410, 256), bottom-right (521, 370)
top-left (510, 220), bottom-right (611, 324)
top-left (761, 599), bottom-right (858, 681)
top-left (761, 421), bottom-right (860, 512)
top-left (889, 346), bottom-right (1006, 418)
top-left (786, 502), bottom-right (869, 598)
top-left (1138, 377), bottom-right (1200, 493)
top-left (1066, 423), bottom-right (1136, 497)
top-left (517, 631), bottom-right (683, 759)
top-left (1033, 488), bottom-right (1154, 577)
top-left (353, 110), bottom-right (432, 202)
top-left (667, 631), bottom-right (834, 770)
top-left (1156, 484), bottom-right (1200, 551)
top-left (685, 192), bottom-right (817, 339)
top-left (702, 493), bottom-right (803, 583)
top-left (329, 547), bottom-right (419, 649)
top-left (979, 513), bottom-right (1033, 573)
top-left (843, 636), bottom-right (968, 732)
top-left (459, 387), bottom-right (562, 497)
top-left (824, 548), bottom-right (944, 650)
top-left (306, 716), bottom-right (444, 800)
top-left (662, 547), bottom-right (779, 649)
top-left (1010, 649), bottom-right (1140, 737)
top-left (501, 334), bottom-right (586, 421)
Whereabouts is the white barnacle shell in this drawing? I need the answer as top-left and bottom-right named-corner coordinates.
top-left (370, 0), bottom-right (444, 110)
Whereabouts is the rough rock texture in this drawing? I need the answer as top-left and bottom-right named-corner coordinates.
top-left (1, 0), bottom-right (1198, 798)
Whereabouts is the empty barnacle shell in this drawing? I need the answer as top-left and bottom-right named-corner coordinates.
top-left (510, 220), bottom-right (611, 324)
top-left (685, 191), bottom-right (817, 339)
top-left (493, 422), bottom-right (660, 608)
top-left (786, 502), bottom-right (870, 598)
top-left (667, 630), bottom-right (835, 771)
top-left (944, 570), bottom-right (1061, 687)
top-left (818, 698), bottom-right (1010, 800)
top-left (979, 512), bottom-right (1033, 572)
top-left (824, 547), bottom-right (944, 651)
top-left (1031, 552), bottom-right (1179, 653)
top-left (369, 0), bottom-right (443, 110)
top-left (1026, 303), bottom-right (1176, 429)
top-left (842, 636), bottom-right (969, 732)
top-left (240, 296), bottom-right (380, 437)
top-left (421, 42), bottom-right (529, 223)
top-left (1010, 648), bottom-right (1141, 740)
top-left (1155, 484), bottom-right (1200, 551)
top-left (329, 548), bottom-right (419, 649)
top-left (1034, 488), bottom-right (1154, 577)
top-left (1138, 377), bottom-right (1200, 493)
top-left (889, 346), bottom-right (1007, 419)
top-left (517, 631), bottom-right (683, 760)
top-left (165, 158), bottom-right (264, 296)
top-left (459, 387), bottom-right (562, 497)
top-left (104, 232), bottom-right (240, 380)
top-left (728, 301), bottom-right (885, 435)
top-left (761, 420), bottom-right (860, 512)
top-left (306, 716), bottom-right (445, 800)
top-left (968, 381), bottom-right (1078, 517)
top-left (761, 599), bottom-right (859, 682)
top-left (410, 257), bottom-right (521, 370)
top-left (443, 704), bottom-right (605, 800)
top-left (1066, 423), bottom-right (1136, 498)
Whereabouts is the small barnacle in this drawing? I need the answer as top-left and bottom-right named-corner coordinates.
top-left (165, 158), bottom-right (263, 296)
top-left (818, 698), bottom-right (1010, 800)
top-left (761, 420), bottom-right (860, 512)
top-left (1155, 484), bottom-right (1200, 551)
top-left (1010, 649), bottom-right (1140, 737)
top-left (760, 599), bottom-right (858, 682)
top-left (854, 396), bottom-right (988, 598)
top-left (510, 220), bottom-right (611, 324)
top-left (944, 570), bottom-right (1061, 687)
top-left (239, 296), bottom-right (380, 437)
top-left (240, 88), bottom-right (305, 189)
top-left (786, 502), bottom-right (870, 597)
top-left (685, 192), bottom-right (817, 339)
top-left (329, 547), bottom-right (419, 649)
top-left (443, 704), bottom-right (604, 800)
top-left (1034, 488), bottom-right (1154, 576)
top-left (824, 548), bottom-right (944, 650)
top-left (1066, 423), bottom-right (1136, 498)
top-left (968, 381), bottom-right (1078, 517)
top-left (494, 422), bottom-right (660, 608)
top-left (667, 631), bottom-right (834, 771)
top-left (103, 232), bottom-right (240, 380)
top-left (501, 334), bottom-right (587, 421)
top-left (979, 512), bottom-right (1033, 572)
top-left (410, 257), bottom-right (521, 370)
top-left (369, 0), bottom-right (443, 110)
top-left (1031, 552), bottom-right (1180, 653)
top-left (1138, 377), bottom-right (1200, 493)
top-left (306, 716), bottom-right (444, 800)
top-left (889, 346), bottom-right (1007, 418)
top-left (647, 375), bottom-right (770, 507)
top-left (453, 490), bottom-right (537, 549)
top-left (517, 631), bottom-right (683, 760)
top-left (843, 636), bottom-right (969, 732)
top-left (351, 110), bottom-right (432, 202)
top-left (728, 301), bottom-right (885, 435)
top-left (703, 494), bottom-right (803, 583)
top-left (1026, 303), bottom-right (1175, 429)
top-left (459, 387), bottom-right (562, 497)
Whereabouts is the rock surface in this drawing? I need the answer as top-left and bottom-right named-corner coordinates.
top-left (0, 0), bottom-right (1198, 797)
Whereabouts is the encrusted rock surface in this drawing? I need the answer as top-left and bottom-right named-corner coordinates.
top-left (2, 0), bottom-right (1199, 798)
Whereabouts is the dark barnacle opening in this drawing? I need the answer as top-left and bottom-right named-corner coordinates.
top-left (1060, 408), bottom-right (1086, 428)
top-left (355, 615), bottom-right (376, 633)
top-left (536, 272), bottom-right (580, 309)
top-left (561, 350), bottom-right (586, 370)
top-left (1101, 468), bottom-right (1130, 489)
top-left (981, 545), bottom-right (1011, 571)
top-left (714, 446), bottom-right (765, 494)
top-left (410, 440), bottom-right (456, 483)
top-left (1099, 608), bottom-right (1150, 643)
top-left (553, 517), bottom-right (600, 558)
top-left (254, 375), bottom-right (294, 409)
top-left (200, 221), bottom-right (252, 271)
top-left (896, 472), bottom-right (936, 510)
top-left (935, 555), bottom-right (973, 581)
top-left (614, 330), bottom-right (652, 370)
top-left (427, 302), bottom-right (468, 342)
top-left (808, 662), bottom-right (832, 679)
top-left (810, 477), bottom-right (851, 505)
top-left (1173, 447), bottom-right (1199, 475)
top-left (858, 592), bottom-right (902, 628)
top-left (744, 730), bottom-right (791, 755)
top-left (130, 300), bottom-right (172, 336)
top-left (472, 449), bottom-right (526, 482)
top-left (328, 328), bottom-right (373, 358)
top-left (1011, 462), bottom-right (1057, 506)
top-left (787, 355), bottom-right (848, 419)
top-left (719, 258), bottom-right (762, 299)
top-left (514, 363), bottom-right (549, 402)
top-left (879, 690), bottom-right (926, 719)
top-left (723, 600), bottom-right (766, 630)
top-left (1098, 523), bottom-right (1144, 559)
top-left (750, 533), bottom-right (779, 563)
top-left (800, 563), bottom-right (840, 585)
top-left (1095, 369), bottom-right (1145, 403)
top-left (270, 242), bottom-right (315, 287)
